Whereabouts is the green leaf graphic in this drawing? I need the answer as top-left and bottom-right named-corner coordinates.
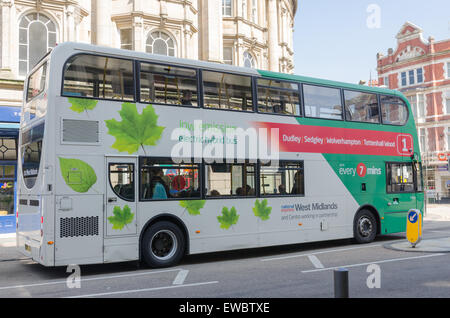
top-left (108, 205), bottom-right (134, 230)
top-left (180, 200), bottom-right (206, 216)
top-left (105, 103), bottom-right (165, 154)
top-left (68, 97), bottom-right (98, 113)
top-left (59, 157), bottom-right (97, 193)
top-left (217, 206), bottom-right (239, 229)
top-left (253, 199), bottom-right (272, 221)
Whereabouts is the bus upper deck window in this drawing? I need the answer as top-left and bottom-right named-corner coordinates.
top-left (344, 90), bottom-right (380, 123)
top-left (139, 62), bottom-right (198, 107)
top-left (380, 96), bottom-right (408, 126)
top-left (257, 79), bottom-right (301, 116)
top-left (202, 71), bottom-right (253, 112)
top-left (63, 54), bottom-right (134, 101)
top-left (303, 84), bottom-right (343, 120)
top-left (26, 62), bottom-right (48, 102)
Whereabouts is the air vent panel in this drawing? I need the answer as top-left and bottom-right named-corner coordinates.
top-left (62, 119), bottom-right (99, 143)
top-left (60, 216), bottom-right (99, 238)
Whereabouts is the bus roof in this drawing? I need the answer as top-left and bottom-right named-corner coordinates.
top-left (51, 42), bottom-right (402, 98)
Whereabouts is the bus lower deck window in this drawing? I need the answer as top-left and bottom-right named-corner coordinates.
top-left (260, 161), bottom-right (304, 196)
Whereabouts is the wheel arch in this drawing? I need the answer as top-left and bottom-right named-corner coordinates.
top-left (139, 214), bottom-right (190, 261)
top-left (354, 204), bottom-right (381, 235)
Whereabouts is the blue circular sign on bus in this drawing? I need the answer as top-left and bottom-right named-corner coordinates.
top-left (408, 211), bottom-right (418, 224)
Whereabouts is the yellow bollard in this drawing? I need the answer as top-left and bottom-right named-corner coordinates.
top-left (406, 209), bottom-right (422, 248)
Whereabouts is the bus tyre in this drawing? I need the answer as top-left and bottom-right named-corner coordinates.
top-left (353, 209), bottom-right (377, 244)
top-left (142, 221), bottom-right (185, 268)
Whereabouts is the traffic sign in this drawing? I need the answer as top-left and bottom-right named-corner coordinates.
top-left (406, 209), bottom-right (422, 247)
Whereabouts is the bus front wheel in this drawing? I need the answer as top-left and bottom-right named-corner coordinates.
top-left (353, 209), bottom-right (377, 244)
top-left (142, 221), bottom-right (185, 268)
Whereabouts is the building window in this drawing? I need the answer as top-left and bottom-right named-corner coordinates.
top-left (146, 31), bottom-right (176, 57)
top-left (120, 29), bottom-right (133, 50)
top-left (447, 127), bottom-right (450, 151)
top-left (222, 0), bottom-right (232, 16)
top-left (446, 98), bottom-right (450, 115)
top-left (401, 72), bottom-right (407, 86)
top-left (418, 94), bottom-right (425, 117)
top-left (416, 68), bottom-right (423, 83)
top-left (419, 128), bottom-right (426, 153)
top-left (19, 12), bottom-right (57, 76)
top-left (407, 95), bottom-right (417, 119)
top-left (408, 70), bottom-right (415, 85)
top-left (242, 0), bottom-right (247, 19)
top-left (223, 47), bottom-right (233, 65)
top-left (243, 51), bottom-right (256, 68)
top-left (0, 138), bottom-right (17, 161)
top-left (384, 76), bottom-right (389, 88)
top-left (251, 0), bottom-right (258, 23)
top-left (447, 62), bottom-right (450, 78)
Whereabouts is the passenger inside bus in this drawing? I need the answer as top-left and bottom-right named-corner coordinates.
top-left (149, 168), bottom-right (170, 200)
top-left (181, 90), bottom-right (193, 106)
top-left (291, 171), bottom-right (304, 195)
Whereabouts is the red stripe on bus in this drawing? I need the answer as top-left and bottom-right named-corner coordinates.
top-left (252, 121), bottom-right (414, 157)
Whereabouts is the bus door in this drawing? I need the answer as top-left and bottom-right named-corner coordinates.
top-left (384, 161), bottom-right (416, 233)
top-left (106, 157), bottom-right (138, 236)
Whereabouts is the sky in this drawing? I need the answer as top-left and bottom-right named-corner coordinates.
top-left (293, 0), bottom-right (450, 84)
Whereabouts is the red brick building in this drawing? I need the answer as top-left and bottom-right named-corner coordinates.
top-left (377, 22), bottom-right (450, 199)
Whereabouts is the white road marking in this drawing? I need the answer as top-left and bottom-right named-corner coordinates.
top-left (261, 244), bottom-right (383, 262)
top-left (302, 253), bottom-right (445, 273)
top-left (307, 255), bottom-right (324, 269)
top-left (172, 270), bottom-right (189, 285)
top-left (0, 268), bottom-right (182, 291)
top-left (66, 281), bottom-right (219, 298)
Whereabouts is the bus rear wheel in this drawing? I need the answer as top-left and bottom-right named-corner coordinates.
top-left (142, 221), bottom-right (185, 268)
top-left (353, 209), bottom-right (377, 244)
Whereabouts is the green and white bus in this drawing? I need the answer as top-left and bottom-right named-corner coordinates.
top-left (17, 42), bottom-right (423, 267)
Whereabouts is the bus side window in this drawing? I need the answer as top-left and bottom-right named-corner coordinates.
top-left (140, 158), bottom-right (200, 200)
top-left (257, 79), bottom-right (301, 116)
top-left (386, 162), bottom-right (414, 193)
top-left (202, 71), bottom-right (253, 112)
top-left (260, 161), bottom-right (304, 196)
top-left (303, 84), bottom-right (343, 120)
top-left (139, 63), bottom-right (198, 107)
top-left (380, 96), bottom-right (408, 126)
top-left (63, 54), bottom-right (134, 101)
top-left (205, 162), bottom-right (256, 197)
top-left (109, 163), bottom-right (135, 201)
top-left (343, 90), bottom-right (379, 123)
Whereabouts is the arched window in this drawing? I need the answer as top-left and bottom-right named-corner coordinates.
top-left (243, 51), bottom-right (256, 68)
top-left (146, 31), bottom-right (176, 57)
top-left (19, 12), bottom-right (57, 76)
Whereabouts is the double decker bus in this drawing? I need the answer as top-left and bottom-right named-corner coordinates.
top-left (17, 42), bottom-right (423, 268)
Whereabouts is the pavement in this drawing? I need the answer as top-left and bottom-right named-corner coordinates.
top-left (1, 204), bottom-right (449, 262)
top-left (385, 204), bottom-right (450, 253)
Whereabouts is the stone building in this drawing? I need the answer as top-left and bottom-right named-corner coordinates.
top-left (377, 22), bottom-right (450, 199)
